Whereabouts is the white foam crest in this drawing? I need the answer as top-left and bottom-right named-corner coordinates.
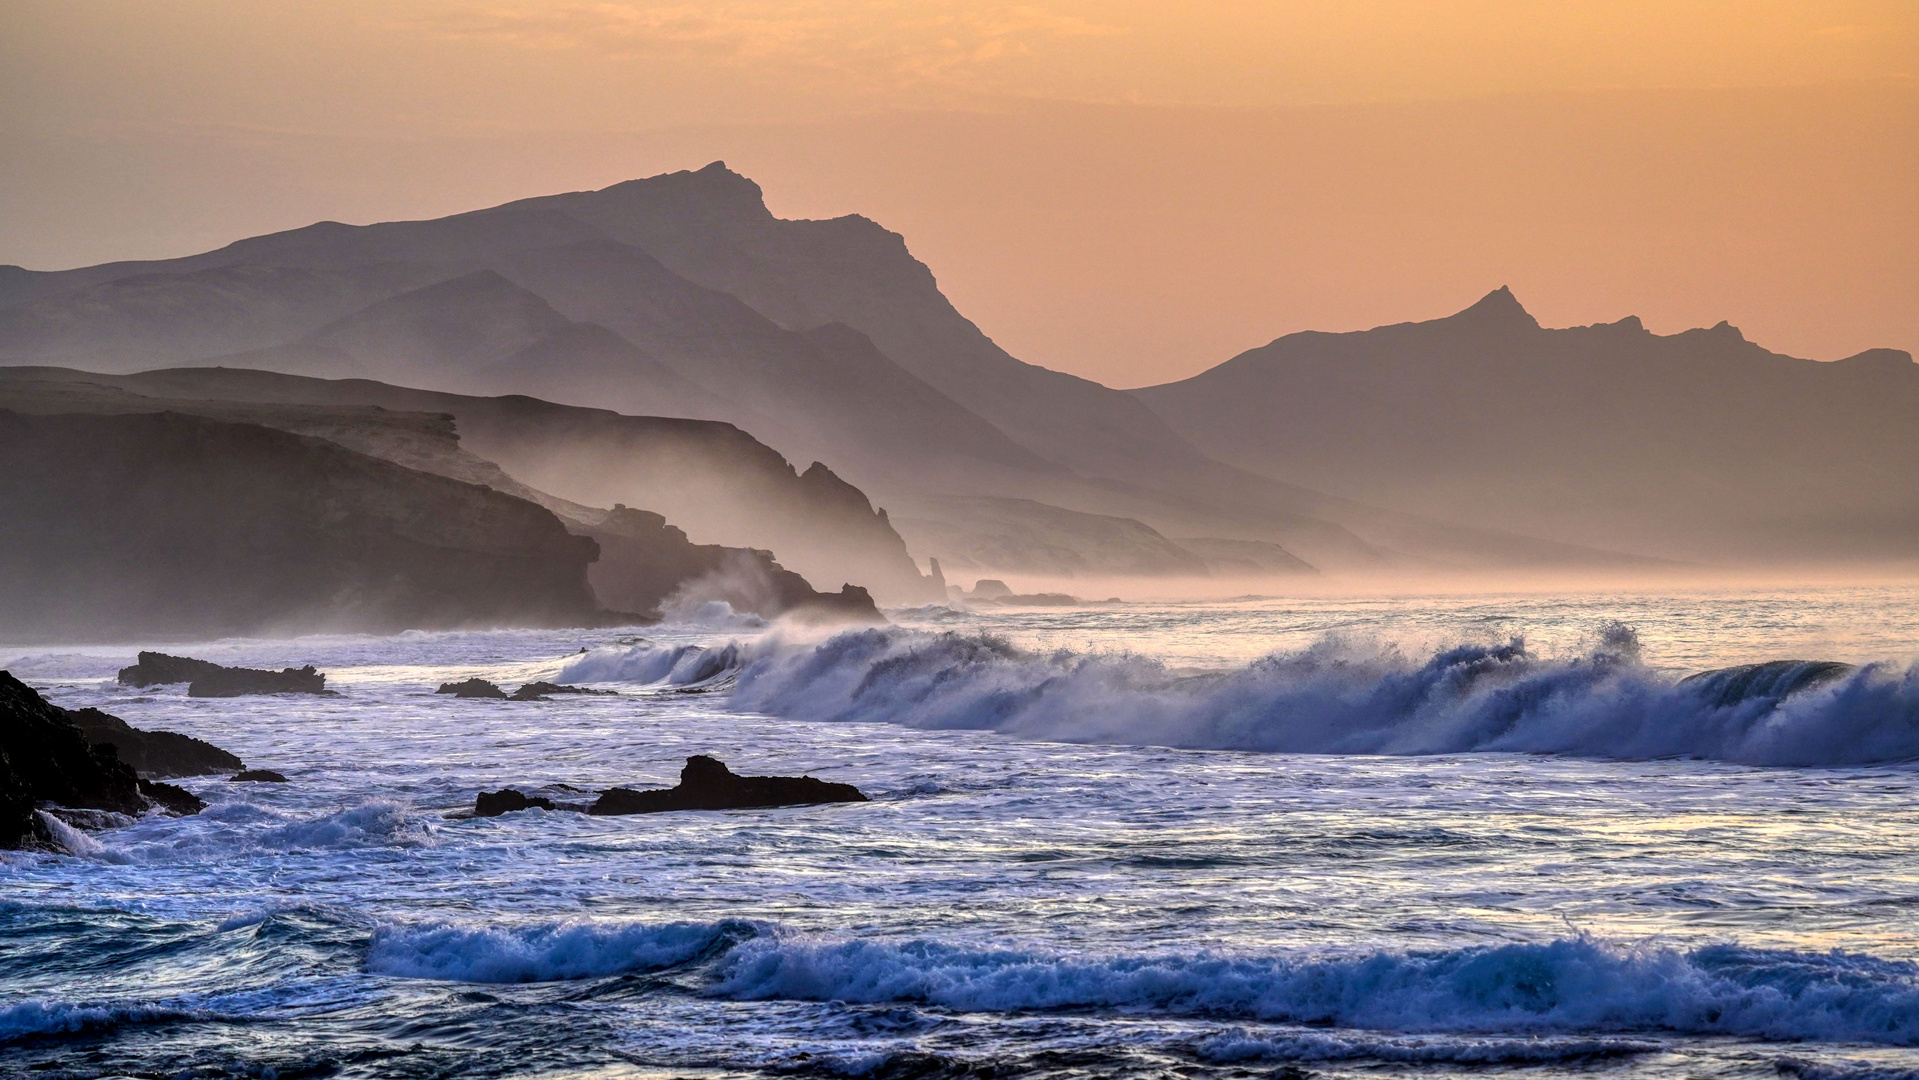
top-left (561, 640), bottom-right (748, 687)
top-left (711, 935), bottom-right (1919, 1045)
top-left (34, 810), bottom-right (115, 860)
top-left (704, 625), bottom-right (1919, 766)
top-left (366, 917), bottom-right (759, 983)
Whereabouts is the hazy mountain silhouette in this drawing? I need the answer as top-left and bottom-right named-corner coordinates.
top-left (0, 366), bottom-right (942, 604)
top-left (1133, 288), bottom-right (1919, 563)
top-left (501, 163), bottom-right (1209, 480)
top-left (0, 168), bottom-right (1706, 579)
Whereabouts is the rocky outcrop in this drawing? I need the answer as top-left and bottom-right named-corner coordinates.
top-left (138, 780), bottom-right (206, 816)
top-left (437, 679), bottom-right (508, 699)
top-left (463, 756), bottom-right (867, 819)
top-left (578, 504), bottom-right (884, 623)
top-left (117, 653), bottom-right (226, 687)
top-left (190, 665), bottom-right (329, 698)
top-left (589, 755), bottom-right (866, 816)
top-left (473, 789), bottom-right (560, 816)
top-left (510, 682), bottom-right (615, 701)
top-left (230, 769), bottom-right (289, 783)
top-left (66, 708), bottom-right (244, 779)
top-left (1, 375), bottom-right (906, 619)
top-left (0, 410), bottom-right (605, 642)
top-left (1, 673), bottom-right (173, 849)
top-left (121, 652), bottom-right (333, 698)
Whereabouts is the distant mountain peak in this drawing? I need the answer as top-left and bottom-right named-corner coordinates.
top-left (595, 162), bottom-right (771, 223)
top-left (1448, 286), bottom-right (1540, 330)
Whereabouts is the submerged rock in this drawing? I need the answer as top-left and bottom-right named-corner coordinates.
top-left (437, 678), bottom-right (508, 699)
top-left (473, 789), bottom-right (558, 816)
top-left (66, 708), bottom-right (243, 779)
top-left (510, 682), bottom-right (616, 701)
top-left (230, 769), bottom-right (289, 783)
top-left (0, 672), bottom-right (194, 850)
top-left (589, 755), bottom-right (867, 816)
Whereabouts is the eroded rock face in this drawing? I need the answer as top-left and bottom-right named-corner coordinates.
top-left (588, 755), bottom-right (866, 816)
top-left (66, 707), bottom-right (244, 778)
top-left (0, 672), bottom-right (145, 849)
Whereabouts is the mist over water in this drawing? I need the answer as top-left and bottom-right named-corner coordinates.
top-left (7, 584), bottom-right (1919, 1079)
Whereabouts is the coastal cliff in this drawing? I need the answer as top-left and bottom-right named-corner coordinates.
top-left (0, 410), bottom-right (603, 642)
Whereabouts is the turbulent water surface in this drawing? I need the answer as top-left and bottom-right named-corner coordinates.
top-left (6, 584), bottom-right (1919, 1080)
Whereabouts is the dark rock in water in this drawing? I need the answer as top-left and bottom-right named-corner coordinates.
top-left (510, 682), bottom-right (617, 701)
top-left (138, 778), bottom-right (205, 816)
top-left (0, 672), bottom-right (146, 849)
top-left (473, 788), bottom-right (557, 816)
top-left (120, 652), bottom-right (332, 697)
top-left (438, 678), bottom-right (508, 699)
top-left (230, 769), bottom-right (289, 783)
top-left (786, 585), bottom-right (884, 623)
top-left (1680, 660), bottom-right (1856, 709)
top-left (67, 707), bottom-right (244, 778)
top-left (970, 579), bottom-right (1013, 599)
top-left (117, 651), bottom-right (226, 687)
top-left (190, 665), bottom-right (329, 698)
top-left (994, 593), bottom-right (1079, 606)
top-left (589, 755), bottom-right (867, 816)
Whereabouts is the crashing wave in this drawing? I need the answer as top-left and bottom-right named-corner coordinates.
top-left (366, 917), bottom-right (760, 982)
top-left (559, 625), bottom-right (1919, 766)
top-left (364, 916), bottom-right (1919, 1046)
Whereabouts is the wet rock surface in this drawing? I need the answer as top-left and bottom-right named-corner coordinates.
top-left (119, 652), bottom-right (333, 697)
top-left (509, 682), bottom-right (616, 701)
top-left (0, 673), bottom-right (169, 849)
top-left (464, 756), bottom-right (868, 820)
top-left (436, 678), bottom-right (508, 699)
top-left (473, 789), bottom-right (560, 816)
top-left (117, 652), bottom-right (227, 687)
top-left (589, 755), bottom-right (867, 816)
top-left (229, 769), bottom-right (289, 783)
top-left (67, 707), bottom-right (244, 779)
top-left (190, 664), bottom-right (330, 698)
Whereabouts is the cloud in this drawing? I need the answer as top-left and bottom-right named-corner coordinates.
top-left (399, 1), bottom-right (1126, 90)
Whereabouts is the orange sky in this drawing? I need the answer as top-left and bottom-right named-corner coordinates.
top-left (2, 1), bottom-right (1914, 384)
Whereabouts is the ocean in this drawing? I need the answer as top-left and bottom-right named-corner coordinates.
top-left (5, 583), bottom-right (1919, 1079)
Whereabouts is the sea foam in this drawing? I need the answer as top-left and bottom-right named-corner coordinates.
top-left (562, 626), bottom-right (1919, 766)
